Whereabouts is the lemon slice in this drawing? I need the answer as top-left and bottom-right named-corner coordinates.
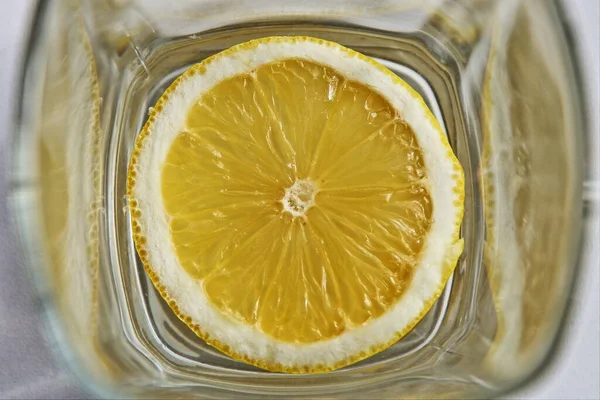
top-left (127, 36), bottom-right (464, 373)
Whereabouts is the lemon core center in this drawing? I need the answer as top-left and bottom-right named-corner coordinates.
top-left (281, 179), bottom-right (318, 217)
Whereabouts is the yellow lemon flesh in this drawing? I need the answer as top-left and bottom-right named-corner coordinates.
top-left (128, 36), bottom-right (464, 373)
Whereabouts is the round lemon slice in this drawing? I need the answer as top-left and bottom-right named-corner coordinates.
top-left (127, 36), bottom-right (464, 373)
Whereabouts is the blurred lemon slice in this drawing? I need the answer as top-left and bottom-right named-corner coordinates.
top-left (127, 36), bottom-right (464, 373)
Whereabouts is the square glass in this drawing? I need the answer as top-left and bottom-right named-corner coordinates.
top-left (10, 0), bottom-right (592, 398)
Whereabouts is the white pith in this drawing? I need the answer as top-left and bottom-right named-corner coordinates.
top-left (130, 37), bottom-right (464, 369)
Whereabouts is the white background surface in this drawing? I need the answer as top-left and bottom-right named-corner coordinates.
top-left (0, 1), bottom-right (598, 399)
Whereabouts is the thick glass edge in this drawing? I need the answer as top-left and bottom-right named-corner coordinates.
top-left (491, 0), bottom-right (594, 397)
top-left (8, 0), bottom-right (113, 398)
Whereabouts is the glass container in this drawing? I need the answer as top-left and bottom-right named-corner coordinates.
top-left (10, 0), bottom-right (594, 398)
